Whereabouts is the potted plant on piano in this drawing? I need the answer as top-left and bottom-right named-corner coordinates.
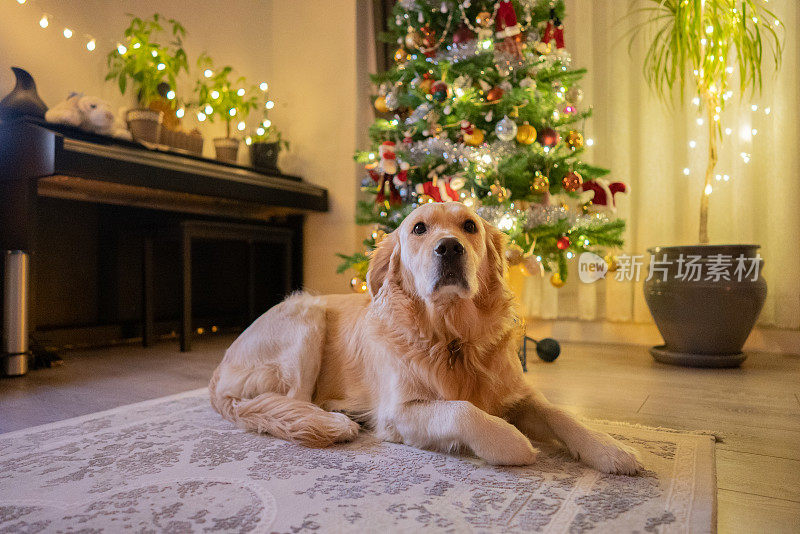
top-left (105, 13), bottom-right (189, 144)
top-left (194, 53), bottom-right (258, 164)
top-left (246, 90), bottom-right (289, 173)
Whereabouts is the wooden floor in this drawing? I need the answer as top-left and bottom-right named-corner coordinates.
top-left (1, 335), bottom-right (798, 533)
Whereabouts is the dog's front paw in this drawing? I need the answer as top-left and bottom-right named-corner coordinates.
top-left (573, 432), bottom-right (643, 475)
top-left (477, 422), bottom-right (540, 466)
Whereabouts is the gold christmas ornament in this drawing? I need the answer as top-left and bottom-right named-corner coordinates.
top-left (604, 254), bottom-right (619, 272)
top-left (489, 183), bottom-right (510, 202)
top-left (463, 128), bottom-right (485, 146)
top-left (566, 130), bottom-right (584, 149)
top-left (505, 243), bottom-right (524, 265)
top-left (476, 11), bottom-right (493, 27)
top-left (562, 171), bottom-right (583, 192)
top-left (373, 96), bottom-right (389, 113)
top-left (418, 78), bottom-right (434, 94)
top-left (405, 27), bottom-right (423, 49)
top-left (550, 272), bottom-right (565, 288)
top-left (394, 47), bottom-right (410, 63)
top-left (350, 276), bottom-right (368, 293)
top-left (531, 171), bottom-right (549, 194)
top-left (515, 122), bottom-right (537, 145)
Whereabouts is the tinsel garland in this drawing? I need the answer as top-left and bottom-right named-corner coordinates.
top-left (476, 204), bottom-right (611, 231)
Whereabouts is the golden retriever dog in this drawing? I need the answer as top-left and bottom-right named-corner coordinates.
top-left (209, 202), bottom-right (642, 474)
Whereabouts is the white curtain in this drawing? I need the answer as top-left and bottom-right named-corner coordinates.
top-left (520, 0), bottom-right (800, 330)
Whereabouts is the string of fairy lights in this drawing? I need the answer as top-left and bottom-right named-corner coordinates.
top-left (10, 0), bottom-right (276, 137)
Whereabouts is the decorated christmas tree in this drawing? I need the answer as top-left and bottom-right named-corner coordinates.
top-left (339, 0), bottom-right (628, 291)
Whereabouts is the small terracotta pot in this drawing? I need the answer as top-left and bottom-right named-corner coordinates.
top-left (127, 109), bottom-right (163, 144)
top-left (643, 244), bottom-right (767, 368)
top-left (213, 137), bottom-right (239, 163)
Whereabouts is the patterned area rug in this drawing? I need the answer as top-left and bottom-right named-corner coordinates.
top-left (0, 389), bottom-right (715, 533)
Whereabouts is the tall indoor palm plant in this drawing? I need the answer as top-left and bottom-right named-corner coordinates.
top-left (630, 0), bottom-right (783, 368)
top-left (631, 0), bottom-right (783, 243)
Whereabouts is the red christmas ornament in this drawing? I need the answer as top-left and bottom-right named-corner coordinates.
top-left (486, 86), bottom-right (504, 102)
top-left (430, 80), bottom-right (449, 101)
top-left (452, 23), bottom-right (475, 44)
top-left (537, 127), bottom-right (560, 147)
top-left (556, 236), bottom-right (571, 250)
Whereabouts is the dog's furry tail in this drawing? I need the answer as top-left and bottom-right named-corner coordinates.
top-left (209, 367), bottom-right (359, 448)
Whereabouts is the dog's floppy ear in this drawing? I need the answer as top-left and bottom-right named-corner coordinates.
top-left (367, 230), bottom-right (399, 298)
top-left (483, 218), bottom-right (507, 280)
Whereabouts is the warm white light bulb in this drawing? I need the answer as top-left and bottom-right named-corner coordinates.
top-left (210, 90), bottom-right (219, 99)
top-left (764, 107), bottom-right (771, 115)
top-left (262, 119), bottom-right (271, 128)
top-left (259, 82), bottom-right (268, 91)
top-left (204, 69), bottom-right (213, 78)
top-left (704, 184), bottom-right (713, 195)
top-left (689, 140), bottom-right (697, 148)
top-left (86, 38), bottom-right (96, 51)
top-left (683, 168), bottom-right (690, 175)
top-left (585, 138), bottom-right (594, 146)
top-left (237, 88), bottom-right (245, 96)
top-left (204, 104), bottom-right (213, 114)
top-left (725, 127), bottom-right (732, 135)
top-left (197, 112), bottom-right (206, 121)
top-left (166, 90), bottom-right (175, 100)
top-left (117, 43), bottom-right (127, 55)
top-left (63, 28), bottom-right (72, 38)
top-left (265, 100), bottom-right (275, 110)
top-left (237, 121), bottom-right (245, 131)
top-left (692, 97), bottom-right (700, 106)
top-left (245, 136), bottom-right (252, 145)
top-left (751, 104), bottom-right (758, 111)
top-left (256, 127), bottom-right (265, 136)
top-left (150, 49), bottom-right (156, 56)
top-left (176, 108), bottom-right (185, 118)
top-left (751, 128), bottom-right (758, 136)
top-left (705, 25), bottom-right (713, 34)
top-left (228, 108), bottom-right (236, 116)
top-left (696, 118), bottom-right (704, 125)
top-left (39, 15), bottom-right (49, 28)
top-left (16, 0), bottom-right (26, 4)
top-left (157, 63), bottom-right (165, 71)
top-left (723, 174), bottom-right (730, 181)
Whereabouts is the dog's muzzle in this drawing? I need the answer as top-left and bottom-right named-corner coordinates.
top-left (433, 237), bottom-right (467, 290)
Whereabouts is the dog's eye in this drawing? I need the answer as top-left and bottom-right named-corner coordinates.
top-left (463, 220), bottom-right (477, 234)
top-left (412, 222), bottom-right (427, 235)
top-left (90, 104), bottom-right (96, 109)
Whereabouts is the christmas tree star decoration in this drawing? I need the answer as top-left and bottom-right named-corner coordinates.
top-left (340, 0), bottom-right (627, 287)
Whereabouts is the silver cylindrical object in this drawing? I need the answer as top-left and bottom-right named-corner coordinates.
top-left (3, 250), bottom-right (30, 376)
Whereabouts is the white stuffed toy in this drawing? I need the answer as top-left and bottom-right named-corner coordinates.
top-left (45, 93), bottom-right (131, 139)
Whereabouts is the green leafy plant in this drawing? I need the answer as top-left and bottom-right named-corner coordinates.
top-left (105, 13), bottom-right (189, 108)
top-left (251, 126), bottom-right (289, 150)
top-left (194, 53), bottom-right (259, 138)
top-left (630, 0), bottom-right (783, 243)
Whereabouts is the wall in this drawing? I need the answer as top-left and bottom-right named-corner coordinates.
top-left (0, 0), bottom-right (366, 294)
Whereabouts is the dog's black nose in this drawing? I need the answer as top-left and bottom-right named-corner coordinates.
top-left (434, 238), bottom-right (464, 258)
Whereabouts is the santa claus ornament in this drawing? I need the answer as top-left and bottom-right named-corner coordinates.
top-left (581, 179), bottom-right (629, 213)
top-left (495, 0), bottom-right (523, 57)
top-left (368, 141), bottom-right (408, 205)
top-left (415, 164), bottom-right (463, 203)
top-left (541, 8), bottom-right (565, 49)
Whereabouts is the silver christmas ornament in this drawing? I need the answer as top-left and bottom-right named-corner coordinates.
top-left (384, 92), bottom-right (399, 110)
top-left (495, 115), bottom-right (518, 142)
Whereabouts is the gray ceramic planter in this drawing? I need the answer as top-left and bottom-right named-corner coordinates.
top-left (643, 244), bottom-right (766, 368)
